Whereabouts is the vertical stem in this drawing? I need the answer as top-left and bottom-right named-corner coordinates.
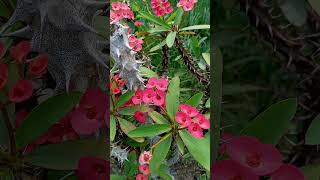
top-left (0, 104), bottom-right (16, 156)
top-left (211, 47), bottom-right (223, 164)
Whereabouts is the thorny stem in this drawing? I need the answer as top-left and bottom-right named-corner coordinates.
top-left (161, 43), bottom-right (169, 76)
top-left (0, 103), bottom-right (17, 156)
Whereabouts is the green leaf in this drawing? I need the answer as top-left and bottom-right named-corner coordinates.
top-left (309, 0), bottom-right (320, 16)
top-left (149, 26), bottom-right (169, 33)
top-left (180, 25), bottom-right (210, 31)
top-left (128, 124), bottom-right (171, 137)
top-left (305, 114), bottom-right (320, 145)
top-left (138, 11), bottom-right (171, 29)
top-left (114, 90), bottom-right (135, 108)
top-left (174, 8), bottom-right (184, 26)
top-left (185, 92), bottom-right (203, 107)
top-left (280, 0), bottom-right (307, 26)
top-left (124, 151), bottom-right (138, 176)
top-left (24, 138), bottom-right (106, 170)
top-left (139, 66), bottom-right (159, 78)
top-left (166, 31), bottom-right (177, 48)
top-left (118, 118), bottom-right (144, 143)
top-left (110, 175), bottom-right (127, 180)
top-left (166, 77), bottom-right (180, 120)
top-left (148, 111), bottom-right (170, 124)
top-left (157, 164), bottom-right (173, 180)
top-left (118, 105), bottom-right (151, 116)
top-left (241, 98), bottom-right (297, 144)
top-left (110, 115), bottom-right (116, 142)
top-left (202, 53), bottom-right (210, 65)
top-left (179, 130), bottom-right (210, 171)
top-left (150, 134), bottom-right (172, 174)
top-left (205, 98), bottom-right (210, 108)
top-left (16, 92), bottom-right (82, 148)
top-left (176, 135), bottom-right (185, 155)
top-left (301, 164), bottom-right (320, 180)
top-left (149, 39), bottom-right (167, 52)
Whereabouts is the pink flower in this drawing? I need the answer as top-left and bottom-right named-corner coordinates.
top-left (8, 80), bottom-right (33, 103)
top-left (10, 41), bottom-right (31, 64)
top-left (139, 164), bottom-right (150, 175)
top-left (136, 174), bottom-right (148, 180)
top-left (179, 104), bottom-right (199, 117)
top-left (187, 122), bottom-right (203, 139)
top-left (194, 114), bottom-right (210, 129)
top-left (128, 34), bottom-right (144, 52)
top-left (151, 0), bottom-right (173, 16)
top-left (143, 88), bottom-right (156, 104)
top-left (226, 136), bottom-right (283, 176)
top-left (134, 111), bottom-right (147, 123)
top-left (134, 21), bottom-right (143, 26)
top-left (175, 112), bottom-right (191, 127)
top-left (132, 89), bottom-right (143, 104)
top-left (76, 157), bottom-right (109, 180)
top-left (156, 78), bottom-right (168, 91)
top-left (139, 151), bottom-right (152, 165)
top-left (111, 2), bottom-right (121, 11)
top-left (110, 2), bottom-right (134, 24)
top-left (146, 77), bottom-right (157, 89)
top-left (153, 90), bottom-right (165, 106)
top-left (270, 164), bottom-right (305, 180)
top-left (0, 40), bottom-right (6, 58)
top-left (212, 160), bottom-right (259, 180)
top-left (177, 0), bottom-right (197, 11)
top-left (28, 54), bottom-right (49, 76)
top-left (0, 63), bottom-right (8, 89)
top-left (70, 89), bottom-right (107, 135)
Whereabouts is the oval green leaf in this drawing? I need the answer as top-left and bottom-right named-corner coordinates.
top-left (241, 98), bottom-right (297, 144)
top-left (179, 130), bottom-right (210, 171)
top-left (16, 92), bottom-right (82, 148)
top-left (24, 138), bottom-right (106, 170)
top-left (114, 90), bottom-right (135, 109)
top-left (138, 11), bottom-right (171, 29)
top-left (110, 115), bottom-right (116, 142)
top-left (166, 77), bottom-right (180, 120)
top-left (150, 134), bottom-right (172, 174)
top-left (166, 32), bottom-right (177, 48)
top-left (128, 124), bottom-right (171, 138)
top-left (305, 114), bottom-right (320, 145)
top-left (118, 118), bottom-right (144, 143)
top-left (148, 111), bottom-right (170, 124)
top-left (185, 92), bottom-right (204, 107)
top-left (139, 66), bottom-right (159, 78)
top-left (180, 25), bottom-right (210, 31)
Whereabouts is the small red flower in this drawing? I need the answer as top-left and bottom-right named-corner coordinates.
top-left (177, 0), bottom-right (198, 11)
top-left (76, 157), bottom-right (108, 180)
top-left (132, 89), bottom-right (143, 104)
top-left (134, 21), bottom-right (143, 26)
top-left (146, 77), bottom-right (157, 89)
top-left (114, 74), bottom-right (120, 81)
top-left (270, 164), bottom-right (305, 180)
top-left (142, 88), bottom-right (156, 104)
top-left (8, 80), bottom-right (33, 103)
top-left (212, 160), bottom-right (259, 180)
top-left (226, 136), bottom-right (283, 176)
top-left (151, 0), bottom-right (173, 16)
top-left (155, 78), bottom-right (168, 91)
top-left (187, 122), bottom-right (203, 139)
top-left (136, 174), bottom-right (148, 180)
top-left (113, 86), bottom-right (121, 94)
top-left (118, 79), bottom-right (126, 87)
top-left (134, 111), bottom-right (147, 123)
top-left (153, 90), bottom-right (165, 106)
top-left (179, 104), bottom-right (199, 117)
top-left (139, 164), bottom-right (150, 175)
top-left (0, 40), bottom-right (6, 58)
top-left (0, 63), bottom-right (8, 89)
top-left (175, 112), bottom-right (191, 127)
top-left (28, 54), bottom-right (49, 76)
top-left (139, 151), bottom-right (152, 165)
top-left (10, 41), bottom-right (31, 64)
top-left (194, 113), bottom-right (210, 129)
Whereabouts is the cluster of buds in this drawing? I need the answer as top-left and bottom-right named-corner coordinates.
top-left (175, 104), bottom-right (210, 139)
top-left (150, 0), bottom-right (174, 17)
top-left (128, 34), bottom-right (144, 52)
top-left (136, 151), bottom-right (152, 180)
top-left (110, 2), bottom-right (134, 24)
top-left (214, 135), bottom-right (305, 179)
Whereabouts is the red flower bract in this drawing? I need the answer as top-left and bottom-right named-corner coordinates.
top-left (0, 63), bottom-right (8, 89)
top-left (270, 164), bottom-right (305, 180)
top-left (28, 54), bottom-right (49, 76)
top-left (134, 111), bottom-right (147, 123)
top-left (76, 157), bottom-right (108, 180)
top-left (226, 136), bottom-right (283, 176)
top-left (212, 160), bottom-right (259, 180)
top-left (8, 80), bottom-right (33, 103)
top-left (139, 164), bottom-right (150, 175)
top-left (10, 41), bottom-right (31, 64)
top-left (136, 174), bottom-right (148, 180)
top-left (139, 151), bottom-right (152, 165)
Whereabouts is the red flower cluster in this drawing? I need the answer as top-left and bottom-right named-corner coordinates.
top-left (128, 34), bottom-right (144, 52)
top-left (110, 2), bottom-right (134, 24)
top-left (131, 77), bottom-right (168, 107)
top-left (177, 0), bottom-right (198, 11)
top-left (134, 111), bottom-right (147, 123)
top-left (136, 151), bottom-right (152, 179)
top-left (150, 0), bottom-right (173, 17)
top-left (175, 104), bottom-right (210, 139)
top-left (76, 157), bottom-right (108, 180)
top-left (110, 74), bottom-right (126, 95)
top-left (213, 135), bottom-right (305, 180)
